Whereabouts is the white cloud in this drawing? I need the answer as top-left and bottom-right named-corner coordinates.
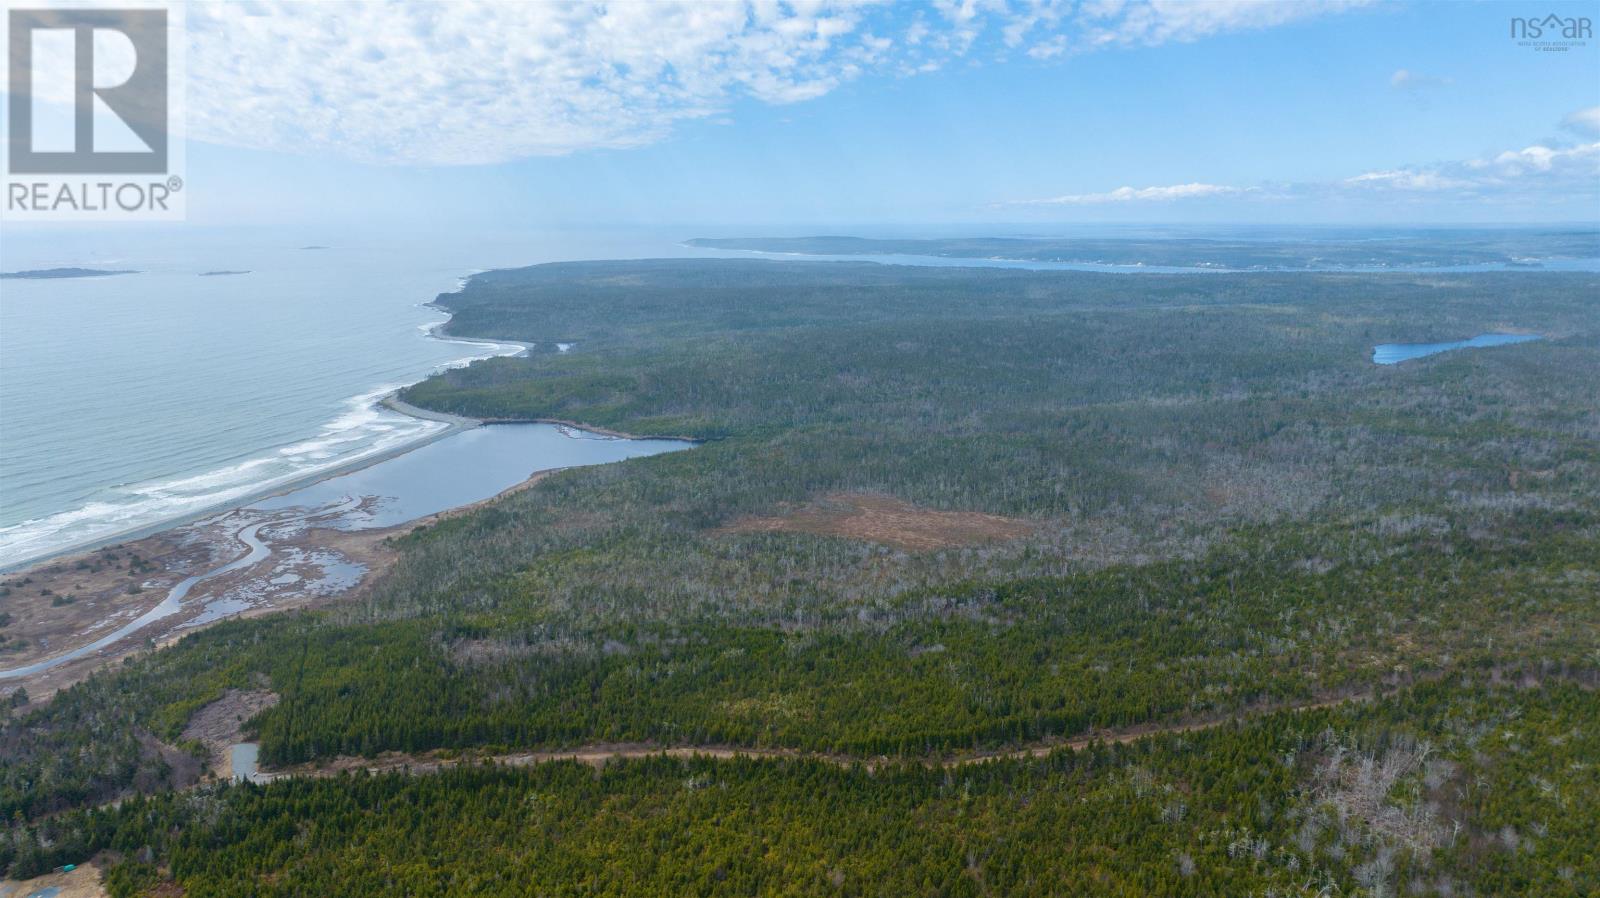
top-left (1561, 105), bottom-right (1600, 137)
top-left (185, 1), bottom-right (876, 165)
top-left (1345, 169), bottom-right (1470, 191)
top-left (1009, 183), bottom-right (1246, 205)
top-left (1075, 0), bottom-right (1373, 48)
top-left (1489, 142), bottom-right (1600, 174)
top-left (1027, 36), bottom-right (1070, 59)
top-left (1389, 68), bottom-right (1451, 91)
top-left (172, 0), bottom-right (1371, 166)
top-left (1313, 142), bottom-right (1599, 194)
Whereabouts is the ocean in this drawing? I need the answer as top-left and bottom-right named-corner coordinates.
top-left (0, 227), bottom-right (703, 568)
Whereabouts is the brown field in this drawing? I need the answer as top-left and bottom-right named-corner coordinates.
top-left (717, 492), bottom-right (1034, 551)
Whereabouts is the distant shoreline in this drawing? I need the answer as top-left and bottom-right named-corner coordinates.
top-left (682, 235), bottom-right (1600, 274)
top-left (1, 267), bottom-right (139, 280)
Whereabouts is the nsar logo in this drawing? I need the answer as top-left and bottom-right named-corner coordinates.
top-left (1510, 12), bottom-right (1593, 51)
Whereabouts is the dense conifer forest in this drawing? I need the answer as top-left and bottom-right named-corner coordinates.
top-left (3, 258), bottom-right (1596, 895)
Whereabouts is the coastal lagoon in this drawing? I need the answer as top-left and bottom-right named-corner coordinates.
top-left (1372, 333), bottom-right (1542, 365)
top-left (252, 423), bottom-right (692, 528)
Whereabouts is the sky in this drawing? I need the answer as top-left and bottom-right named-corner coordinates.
top-left (4, 0), bottom-right (1599, 230)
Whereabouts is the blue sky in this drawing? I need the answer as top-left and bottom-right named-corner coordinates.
top-left (12, 1), bottom-right (1600, 229)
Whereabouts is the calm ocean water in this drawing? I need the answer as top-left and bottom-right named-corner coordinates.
top-left (0, 227), bottom-right (705, 568)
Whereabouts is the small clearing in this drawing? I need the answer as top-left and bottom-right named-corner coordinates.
top-left (717, 492), bottom-right (1033, 551)
top-left (181, 689), bottom-right (280, 778)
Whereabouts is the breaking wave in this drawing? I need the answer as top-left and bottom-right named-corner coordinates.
top-left (0, 329), bottom-right (523, 570)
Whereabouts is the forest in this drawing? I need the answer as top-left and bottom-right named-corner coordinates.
top-left (8, 679), bottom-right (1597, 896)
top-left (2, 259), bottom-right (1597, 895)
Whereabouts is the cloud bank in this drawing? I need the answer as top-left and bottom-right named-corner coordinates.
top-left (179, 0), bottom-right (1370, 166)
top-left (1011, 183), bottom-right (1247, 205)
top-left (1005, 108), bottom-right (1600, 210)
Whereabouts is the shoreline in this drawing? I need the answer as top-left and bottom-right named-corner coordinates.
top-left (494, 416), bottom-right (703, 444)
top-left (1, 273), bottom-right (683, 575)
top-left (0, 282), bottom-right (526, 575)
top-left (679, 242), bottom-right (1600, 274)
top-left (0, 401), bottom-right (677, 577)
top-left (0, 397), bottom-right (475, 575)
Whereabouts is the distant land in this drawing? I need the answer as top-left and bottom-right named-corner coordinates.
top-left (199, 270), bottom-right (252, 277)
top-left (688, 229), bottom-right (1600, 270)
top-left (0, 267), bottom-right (138, 280)
top-left (300, 245), bottom-right (329, 250)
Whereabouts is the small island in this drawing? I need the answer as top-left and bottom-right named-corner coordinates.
top-left (200, 270), bottom-right (252, 277)
top-left (300, 245), bottom-right (330, 251)
top-left (0, 267), bottom-right (138, 280)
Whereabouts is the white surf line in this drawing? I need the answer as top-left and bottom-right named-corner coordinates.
top-left (0, 273), bottom-right (513, 575)
top-left (418, 318), bottom-right (534, 365)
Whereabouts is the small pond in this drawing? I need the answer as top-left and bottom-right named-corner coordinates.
top-left (230, 743), bottom-right (261, 782)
